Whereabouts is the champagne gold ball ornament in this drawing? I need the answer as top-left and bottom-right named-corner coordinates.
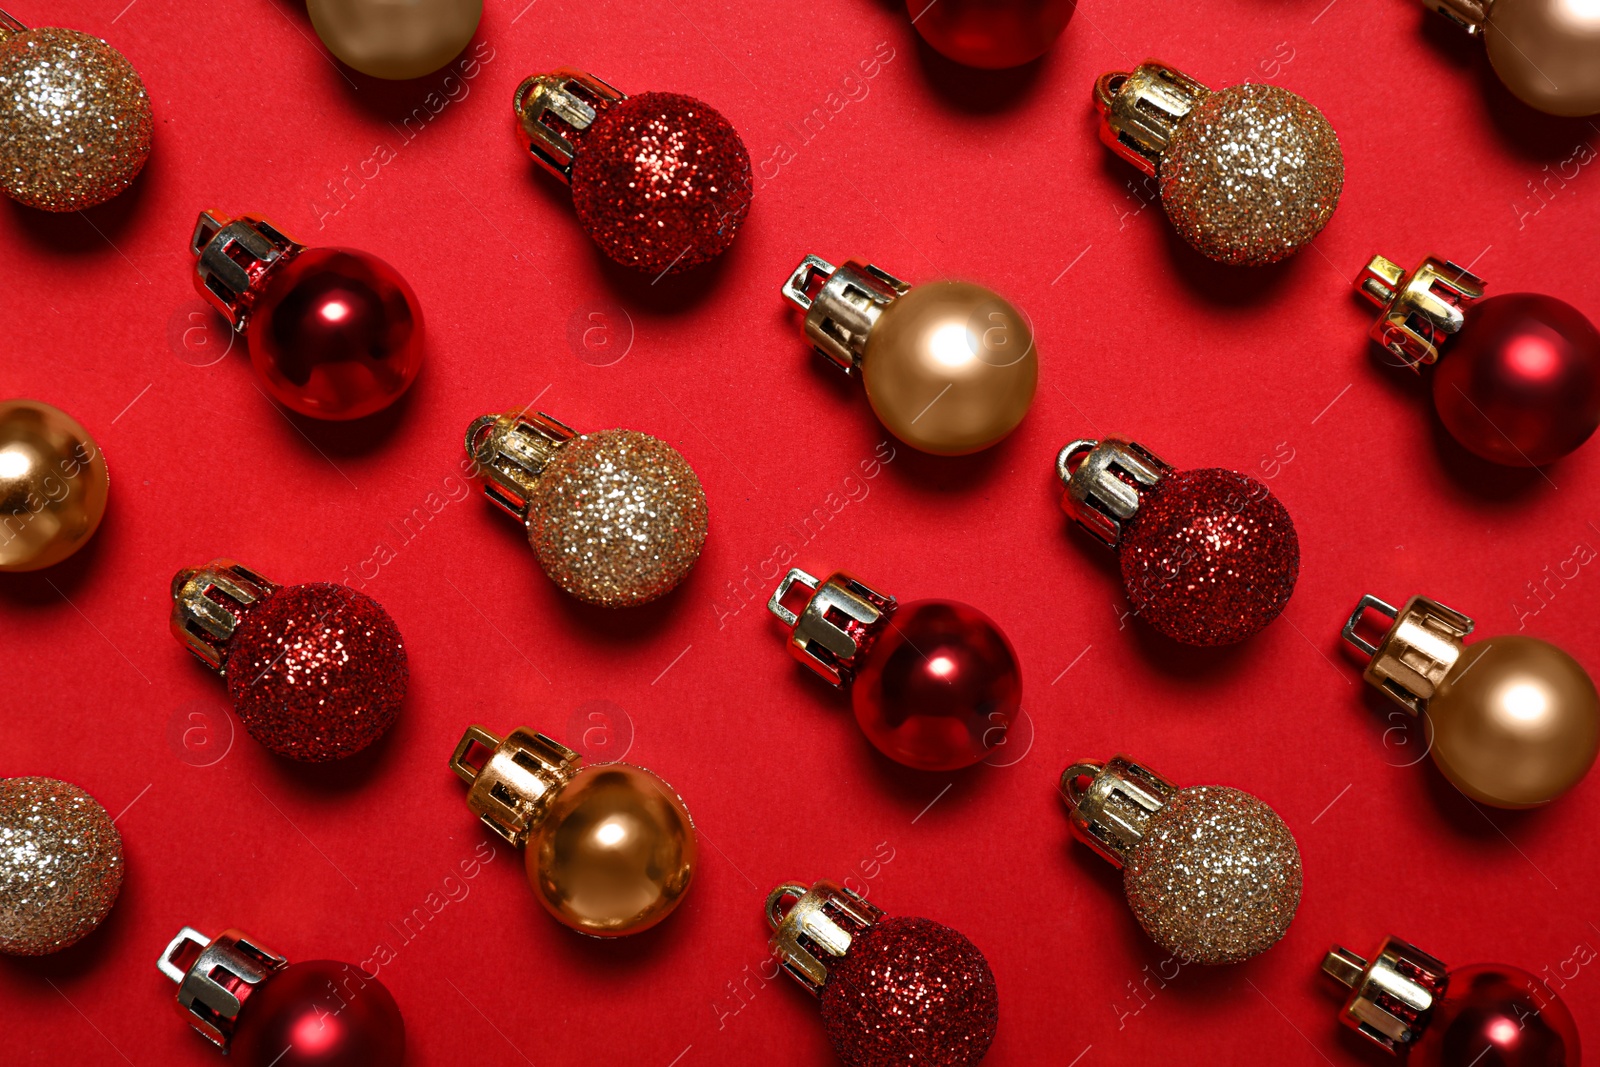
top-left (1420, 0), bottom-right (1600, 117)
top-left (306, 0), bottom-right (481, 80)
top-left (1095, 60), bottom-right (1343, 266)
top-left (0, 13), bottom-right (152, 211)
top-left (1343, 594), bottom-right (1600, 808)
top-left (1060, 756), bottom-right (1302, 964)
top-left (0, 777), bottom-right (124, 955)
top-left (466, 410), bottom-right (708, 608)
top-left (781, 255), bottom-right (1038, 455)
top-left (0, 399), bottom-right (109, 572)
top-left (450, 725), bottom-right (697, 937)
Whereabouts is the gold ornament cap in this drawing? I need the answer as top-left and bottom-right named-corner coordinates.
top-left (1341, 594), bottom-right (1475, 716)
top-left (158, 927), bottom-right (289, 1051)
top-left (449, 725), bottom-right (582, 848)
top-left (169, 559), bottom-right (280, 673)
top-left (1355, 254), bottom-right (1486, 370)
top-left (766, 879), bottom-right (885, 996)
top-left (513, 69), bottom-right (627, 183)
top-left (768, 568), bottom-right (897, 687)
top-left (1058, 756), bottom-right (1179, 868)
top-left (1056, 438), bottom-right (1173, 548)
top-left (465, 410), bottom-right (577, 523)
top-left (1323, 936), bottom-right (1450, 1054)
top-left (781, 254), bottom-right (912, 374)
top-left (190, 211), bottom-right (305, 331)
top-left (1093, 60), bottom-right (1212, 176)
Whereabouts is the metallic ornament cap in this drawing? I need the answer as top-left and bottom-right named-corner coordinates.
top-left (782, 254), bottom-right (911, 373)
top-left (1058, 755), bottom-right (1179, 868)
top-left (1341, 594), bottom-right (1474, 715)
top-left (769, 568), bottom-right (897, 687)
top-left (1323, 936), bottom-right (1450, 1053)
top-left (766, 879), bottom-right (885, 996)
top-left (159, 926), bottom-right (289, 1051)
top-left (0, 10), bottom-right (24, 38)
top-left (513, 69), bottom-right (626, 183)
top-left (449, 725), bottom-right (581, 848)
top-left (465, 409), bottom-right (577, 523)
top-left (1056, 437), bottom-right (1173, 548)
top-left (1093, 60), bottom-right (1212, 176)
top-left (1357, 254), bottom-right (1487, 369)
top-left (1421, 0), bottom-right (1490, 34)
top-left (169, 559), bottom-right (280, 673)
top-left (190, 211), bottom-right (304, 332)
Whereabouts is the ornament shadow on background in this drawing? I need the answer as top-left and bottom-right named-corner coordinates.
top-left (593, 233), bottom-right (738, 314)
top-left (6, 158), bottom-right (150, 251)
top-left (0, 889), bottom-right (130, 983)
top-left (907, 34), bottom-right (1053, 115)
top-left (1156, 217), bottom-right (1308, 308)
top-left (274, 368), bottom-right (423, 457)
top-left (0, 510), bottom-right (109, 605)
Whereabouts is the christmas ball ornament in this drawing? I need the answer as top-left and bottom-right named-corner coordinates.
top-left (450, 725), bottom-right (696, 936)
top-left (307, 0), bottom-right (481, 80)
top-left (1357, 253), bottom-right (1600, 466)
top-left (766, 879), bottom-right (998, 1067)
top-left (1060, 756), bottom-right (1301, 964)
top-left (1057, 437), bottom-right (1299, 646)
top-left (514, 69), bottom-right (751, 275)
top-left (0, 13), bottom-right (151, 211)
top-left (767, 568), bottom-right (1021, 771)
top-left (159, 926), bottom-right (405, 1067)
top-left (781, 255), bottom-right (1038, 456)
top-left (1342, 593), bottom-right (1599, 808)
top-left (169, 559), bottom-right (407, 761)
top-left (1095, 60), bottom-right (1343, 266)
top-left (1324, 935), bottom-right (1582, 1066)
top-left (1419, 0), bottom-right (1600, 116)
top-left (907, 0), bottom-right (1076, 69)
top-left (466, 409), bottom-right (708, 608)
top-left (0, 399), bottom-right (109, 572)
top-left (0, 777), bottom-right (123, 955)
top-left (189, 210), bottom-right (424, 420)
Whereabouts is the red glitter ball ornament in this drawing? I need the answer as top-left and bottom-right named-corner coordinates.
top-left (1059, 439), bottom-right (1298, 646)
top-left (768, 882), bottom-right (998, 1067)
top-left (170, 561), bottom-right (407, 762)
top-left (515, 72), bottom-right (751, 276)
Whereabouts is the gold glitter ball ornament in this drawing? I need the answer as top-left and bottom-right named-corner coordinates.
top-left (0, 777), bottom-right (125, 955)
top-left (1096, 61), bottom-right (1343, 266)
top-left (466, 410), bottom-right (709, 608)
top-left (0, 17), bottom-right (152, 212)
top-left (1061, 756), bottom-right (1301, 965)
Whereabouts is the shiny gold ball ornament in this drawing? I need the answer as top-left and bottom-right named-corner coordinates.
top-left (450, 725), bottom-right (697, 937)
top-left (1095, 60), bottom-right (1343, 266)
top-left (1060, 756), bottom-right (1302, 964)
top-left (1344, 594), bottom-right (1600, 808)
top-left (0, 14), bottom-right (151, 211)
top-left (781, 254), bottom-right (1039, 456)
top-left (306, 0), bottom-right (481, 80)
top-left (1422, 0), bottom-right (1600, 116)
top-left (0, 777), bottom-right (124, 955)
top-left (0, 399), bottom-right (110, 572)
top-left (466, 410), bottom-right (708, 608)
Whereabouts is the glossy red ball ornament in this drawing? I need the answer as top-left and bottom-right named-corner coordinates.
top-left (907, 0), bottom-right (1075, 69)
top-left (769, 569), bottom-right (1021, 771)
top-left (190, 210), bottom-right (423, 420)
top-left (1326, 937), bottom-right (1581, 1067)
top-left (1359, 254), bottom-right (1600, 466)
top-left (768, 881), bottom-right (999, 1067)
top-left (170, 560), bottom-right (407, 761)
top-left (514, 70), bottom-right (751, 275)
top-left (1059, 438), bottom-right (1299, 646)
top-left (161, 928), bottom-right (404, 1067)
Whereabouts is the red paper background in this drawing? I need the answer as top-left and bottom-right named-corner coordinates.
top-left (3, 0), bottom-right (1599, 1064)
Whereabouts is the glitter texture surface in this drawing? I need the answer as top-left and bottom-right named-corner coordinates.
top-left (1159, 83), bottom-right (1342, 266)
top-left (0, 27), bottom-right (152, 211)
top-left (821, 916), bottom-right (998, 1067)
top-left (570, 92), bottom-right (752, 275)
top-left (225, 583), bottom-right (407, 761)
top-left (1124, 786), bottom-right (1301, 965)
top-left (0, 777), bottom-right (123, 955)
top-left (528, 429), bottom-right (708, 608)
top-left (1119, 467), bottom-right (1299, 646)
